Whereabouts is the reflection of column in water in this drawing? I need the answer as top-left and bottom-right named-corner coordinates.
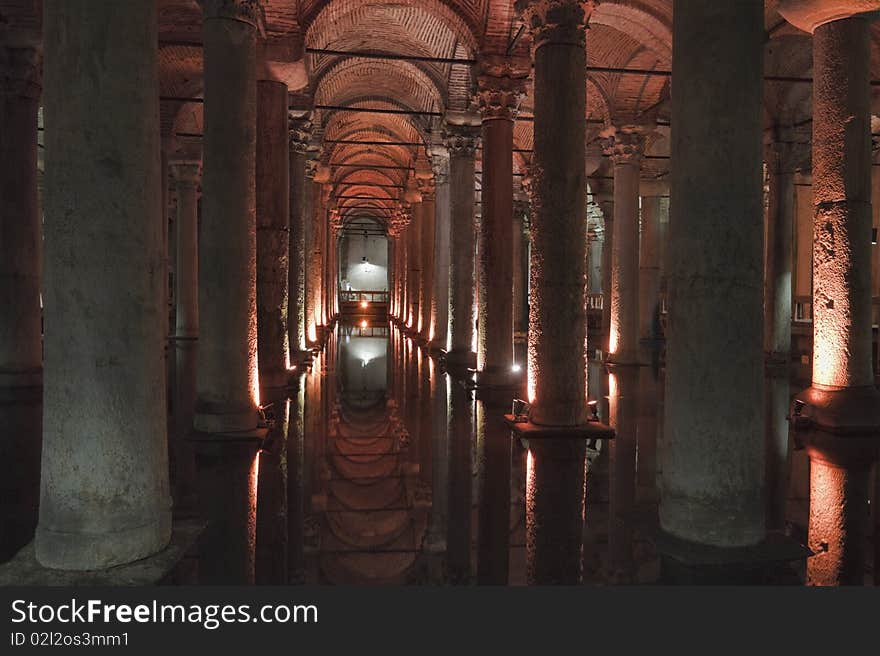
top-left (583, 363), bottom-right (610, 582)
top-left (256, 396), bottom-right (290, 584)
top-left (172, 339), bottom-right (198, 515)
top-left (419, 348), bottom-right (433, 486)
top-left (288, 373), bottom-right (307, 583)
top-left (426, 364), bottom-right (449, 551)
top-left (0, 388), bottom-right (41, 562)
top-left (446, 378), bottom-right (475, 583)
top-left (608, 366), bottom-right (639, 583)
top-left (405, 339), bottom-right (422, 470)
top-left (476, 392), bottom-right (512, 585)
top-left (765, 372), bottom-right (790, 532)
top-left (636, 366), bottom-right (660, 504)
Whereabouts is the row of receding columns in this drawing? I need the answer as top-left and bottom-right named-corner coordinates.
top-left (8, 0), bottom-right (334, 579)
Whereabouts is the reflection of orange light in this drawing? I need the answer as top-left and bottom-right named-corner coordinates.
top-left (361, 319), bottom-right (367, 329)
top-left (360, 300), bottom-right (368, 308)
top-left (609, 319), bottom-right (619, 354)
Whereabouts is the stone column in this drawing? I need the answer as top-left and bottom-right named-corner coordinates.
top-left (779, 0), bottom-right (880, 586)
top-left (445, 119), bottom-right (480, 367)
top-left (513, 0), bottom-right (611, 585)
top-left (429, 147), bottom-right (451, 351)
top-left (473, 63), bottom-right (525, 585)
top-left (288, 117), bottom-right (312, 362)
top-left (475, 66), bottom-right (523, 382)
top-left (0, 40), bottom-right (42, 391)
top-left (0, 36), bottom-right (43, 561)
top-left (660, 0), bottom-right (768, 581)
top-left (193, 0), bottom-right (266, 584)
top-left (597, 193), bottom-right (614, 351)
top-left (172, 162), bottom-right (201, 340)
top-left (639, 181), bottom-right (665, 345)
top-left (37, 0), bottom-right (172, 569)
top-left (512, 199), bottom-right (530, 336)
top-left (407, 200), bottom-right (422, 331)
top-left (256, 79), bottom-right (290, 392)
top-left (303, 168), bottom-right (319, 344)
top-left (763, 137), bottom-right (796, 532)
top-left (601, 125), bottom-right (646, 365)
top-left (446, 377), bottom-right (475, 583)
top-left (418, 179), bottom-right (436, 341)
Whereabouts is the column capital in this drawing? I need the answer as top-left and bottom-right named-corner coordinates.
top-left (417, 177), bottom-right (436, 200)
top-left (388, 205), bottom-right (412, 236)
top-left (475, 61), bottom-right (528, 121)
top-left (428, 145), bottom-right (450, 185)
top-left (289, 116), bottom-right (314, 153)
top-left (444, 122), bottom-right (481, 156)
top-left (304, 159), bottom-right (319, 179)
top-left (515, 0), bottom-right (597, 49)
top-left (170, 161), bottom-right (202, 188)
top-left (202, 0), bottom-right (266, 32)
top-left (600, 124), bottom-right (648, 165)
top-left (329, 208), bottom-right (343, 235)
top-left (777, 0), bottom-right (880, 33)
top-left (0, 44), bottom-right (42, 99)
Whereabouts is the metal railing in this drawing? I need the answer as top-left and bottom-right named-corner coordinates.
top-left (587, 293), bottom-right (603, 311)
top-left (339, 290), bottom-right (390, 305)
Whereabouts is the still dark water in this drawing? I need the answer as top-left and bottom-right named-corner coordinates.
top-left (0, 320), bottom-right (811, 584)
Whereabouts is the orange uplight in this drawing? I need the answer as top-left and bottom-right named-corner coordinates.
top-left (361, 319), bottom-right (368, 329)
top-left (360, 300), bottom-right (368, 308)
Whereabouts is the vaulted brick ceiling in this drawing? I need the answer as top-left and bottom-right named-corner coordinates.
top-left (5, 1), bottom-right (880, 230)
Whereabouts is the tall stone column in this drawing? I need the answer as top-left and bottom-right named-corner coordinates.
top-left (303, 168), bottom-right (319, 344)
top-left (193, 0), bottom-right (266, 584)
top-left (418, 179), bottom-right (436, 341)
top-left (37, 0), bottom-right (172, 569)
top-left (407, 200), bottom-right (422, 331)
top-left (512, 199), bottom-right (530, 337)
top-left (473, 62), bottom-right (525, 585)
top-left (476, 66), bottom-right (523, 382)
top-left (429, 147), bottom-right (451, 351)
top-left (511, 0), bottom-right (613, 585)
top-left (601, 125), bottom-right (646, 365)
top-left (779, 0), bottom-right (880, 586)
top-left (256, 79), bottom-right (290, 392)
top-left (597, 193), bottom-right (614, 351)
top-left (445, 119), bottom-right (480, 367)
top-left (288, 117), bottom-right (312, 362)
top-left (0, 35), bottom-right (43, 561)
top-left (639, 181), bottom-right (665, 345)
top-left (172, 162), bottom-right (201, 340)
top-left (0, 40), bottom-right (42, 391)
top-left (763, 137), bottom-right (797, 532)
top-left (660, 0), bottom-right (769, 581)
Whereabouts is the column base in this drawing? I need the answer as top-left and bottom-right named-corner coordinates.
top-left (427, 338), bottom-right (447, 355)
top-left (0, 519), bottom-right (205, 585)
top-left (444, 349), bottom-right (476, 371)
top-left (34, 511), bottom-right (173, 572)
top-left (289, 349), bottom-right (313, 368)
top-left (259, 368), bottom-right (290, 395)
top-left (193, 401), bottom-right (263, 434)
top-left (655, 530), bottom-right (809, 585)
top-left (473, 366), bottom-right (524, 392)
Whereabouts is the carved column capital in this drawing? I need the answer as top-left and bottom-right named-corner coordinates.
top-left (515, 0), bottom-right (597, 49)
top-left (428, 146), bottom-right (450, 185)
top-left (289, 116), bottom-right (314, 154)
top-left (443, 123), bottom-right (481, 156)
top-left (0, 45), bottom-right (42, 99)
top-left (170, 162), bottom-right (202, 189)
top-left (600, 125), bottom-right (648, 165)
top-left (475, 63), bottom-right (527, 121)
top-left (202, 0), bottom-right (266, 31)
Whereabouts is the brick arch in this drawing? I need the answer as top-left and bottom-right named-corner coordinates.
top-left (302, 0), bottom-right (482, 56)
top-left (314, 58), bottom-right (446, 119)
